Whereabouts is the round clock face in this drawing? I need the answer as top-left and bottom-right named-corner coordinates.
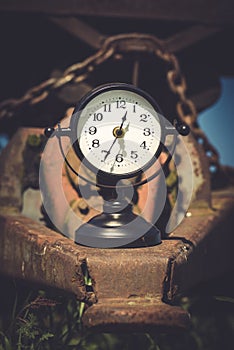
top-left (71, 83), bottom-right (163, 178)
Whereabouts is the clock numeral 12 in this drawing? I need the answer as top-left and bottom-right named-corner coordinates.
top-left (116, 100), bottom-right (126, 109)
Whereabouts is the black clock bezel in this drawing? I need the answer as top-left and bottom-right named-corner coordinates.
top-left (70, 82), bottom-right (165, 180)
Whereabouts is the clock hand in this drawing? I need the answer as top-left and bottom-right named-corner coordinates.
top-left (103, 111), bottom-right (128, 162)
top-left (117, 122), bottom-right (130, 154)
top-left (111, 121), bottom-right (130, 171)
top-left (110, 147), bottom-right (122, 173)
top-left (110, 161), bottom-right (115, 173)
top-left (103, 136), bottom-right (118, 162)
top-left (125, 122), bottom-right (130, 132)
top-left (119, 111), bottom-right (127, 130)
top-left (118, 138), bottom-right (126, 154)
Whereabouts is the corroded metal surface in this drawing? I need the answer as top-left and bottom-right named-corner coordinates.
top-left (0, 192), bottom-right (233, 329)
top-left (0, 126), bottom-right (234, 331)
top-left (83, 299), bottom-right (190, 332)
top-left (0, 214), bottom-right (89, 302)
top-left (0, 128), bottom-right (42, 213)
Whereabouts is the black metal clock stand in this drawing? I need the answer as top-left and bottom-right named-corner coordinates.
top-left (75, 173), bottom-right (161, 248)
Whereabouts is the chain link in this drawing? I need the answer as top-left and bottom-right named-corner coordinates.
top-left (155, 49), bottom-right (220, 169)
top-left (0, 32), bottom-right (220, 171)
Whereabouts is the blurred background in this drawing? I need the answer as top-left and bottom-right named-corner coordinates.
top-left (0, 2), bottom-right (233, 349)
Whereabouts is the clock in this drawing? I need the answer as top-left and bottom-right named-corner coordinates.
top-left (44, 82), bottom-right (189, 248)
top-left (70, 83), bottom-right (164, 181)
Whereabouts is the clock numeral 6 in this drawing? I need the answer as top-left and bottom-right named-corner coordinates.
top-left (93, 113), bottom-right (103, 121)
top-left (116, 154), bottom-right (124, 162)
top-left (92, 139), bottom-right (100, 148)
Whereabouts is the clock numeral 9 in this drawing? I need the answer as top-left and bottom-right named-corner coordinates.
top-left (116, 154), bottom-right (124, 162)
top-left (92, 139), bottom-right (100, 148)
top-left (116, 100), bottom-right (126, 109)
top-left (89, 126), bottom-right (97, 135)
top-left (93, 113), bottom-right (103, 121)
top-left (143, 128), bottom-right (151, 136)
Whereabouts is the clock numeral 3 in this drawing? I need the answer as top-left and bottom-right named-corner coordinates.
top-left (143, 128), bottom-right (151, 136)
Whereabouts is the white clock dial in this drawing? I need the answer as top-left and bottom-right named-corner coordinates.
top-left (74, 87), bottom-right (162, 177)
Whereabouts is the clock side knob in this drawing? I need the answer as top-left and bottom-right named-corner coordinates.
top-left (44, 127), bottom-right (55, 138)
top-left (176, 123), bottom-right (190, 136)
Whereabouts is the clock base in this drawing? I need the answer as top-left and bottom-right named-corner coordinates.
top-left (75, 200), bottom-right (161, 248)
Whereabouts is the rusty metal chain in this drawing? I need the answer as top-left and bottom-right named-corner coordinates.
top-left (0, 42), bottom-right (115, 119)
top-left (155, 49), bottom-right (220, 170)
top-left (0, 32), bottom-right (220, 170)
top-left (0, 34), bottom-right (164, 119)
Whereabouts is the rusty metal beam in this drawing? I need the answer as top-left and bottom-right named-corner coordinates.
top-left (0, 214), bottom-right (89, 301)
top-left (0, 127), bottom-right (234, 331)
top-left (0, 192), bottom-right (233, 330)
top-left (49, 16), bottom-right (106, 49)
top-left (191, 85), bottom-right (221, 113)
top-left (83, 300), bottom-right (190, 332)
top-left (49, 16), bottom-right (222, 54)
top-left (0, 0), bottom-right (233, 24)
top-left (164, 25), bottom-right (221, 53)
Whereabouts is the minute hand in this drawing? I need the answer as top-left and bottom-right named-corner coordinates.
top-left (103, 111), bottom-right (127, 161)
top-left (119, 111), bottom-right (127, 130)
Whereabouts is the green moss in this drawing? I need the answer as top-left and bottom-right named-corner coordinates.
top-left (27, 135), bottom-right (42, 148)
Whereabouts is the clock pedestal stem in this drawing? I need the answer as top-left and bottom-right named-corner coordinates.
top-left (75, 175), bottom-right (161, 248)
